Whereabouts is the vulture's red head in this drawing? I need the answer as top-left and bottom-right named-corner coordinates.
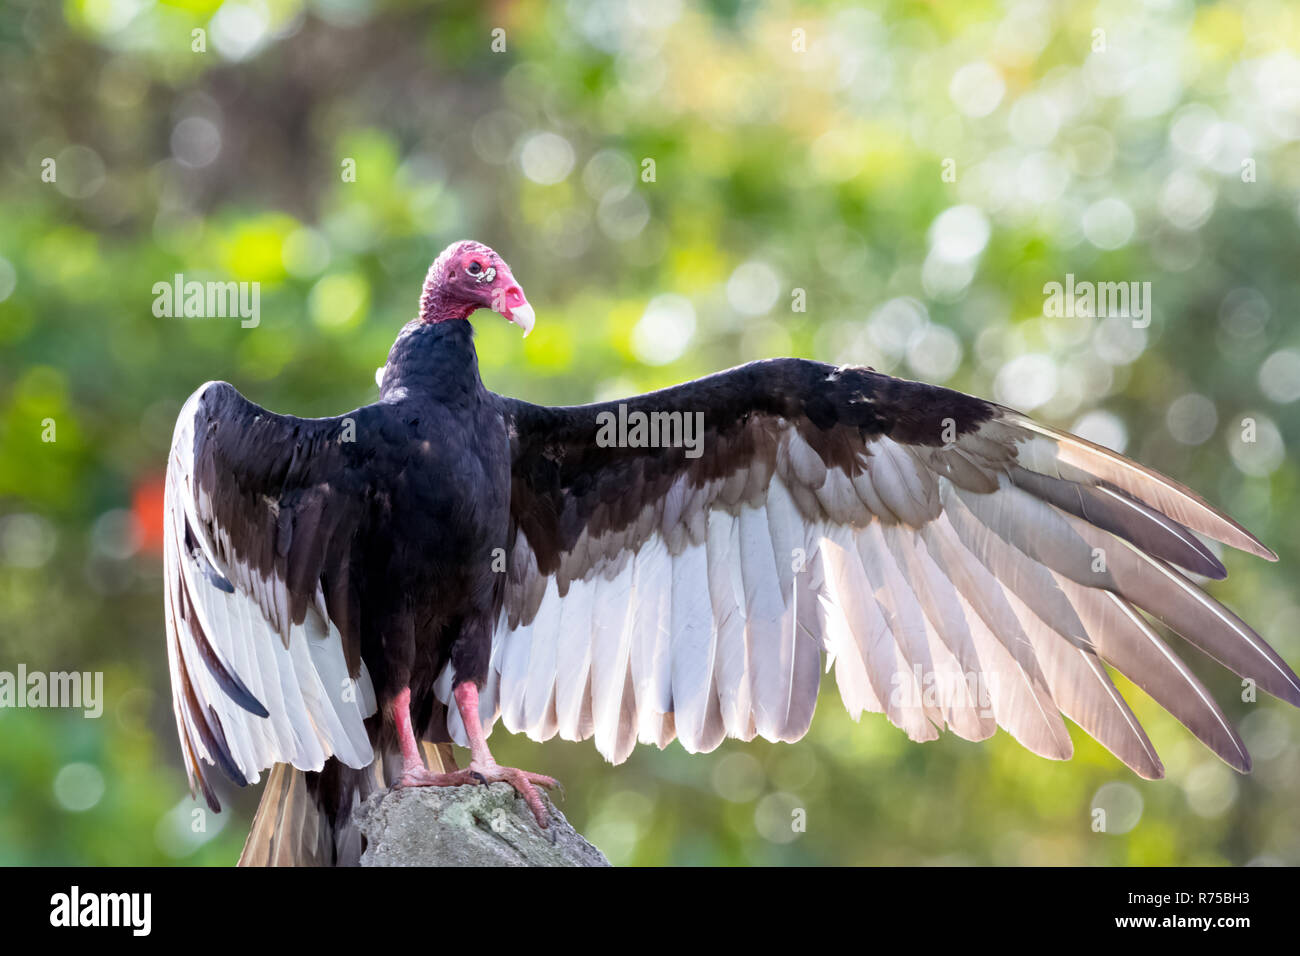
top-left (419, 240), bottom-right (534, 336)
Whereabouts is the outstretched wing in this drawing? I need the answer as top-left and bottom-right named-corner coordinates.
top-left (164, 381), bottom-right (379, 810)
top-left (439, 358), bottom-right (1294, 778)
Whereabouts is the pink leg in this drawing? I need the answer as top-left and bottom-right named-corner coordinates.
top-left (391, 684), bottom-right (558, 828)
top-left (393, 687), bottom-right (477, 788)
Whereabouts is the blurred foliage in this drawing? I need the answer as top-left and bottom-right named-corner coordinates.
top-left (1, 0), bottom-right (1299, 865)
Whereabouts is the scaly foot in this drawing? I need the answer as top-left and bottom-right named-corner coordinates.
top-left (396, 761), bottom-right (559, 828)
top-left (467, 761), bottom-right (559, 828)
top-left (397, 766), bottom-right (476, 788)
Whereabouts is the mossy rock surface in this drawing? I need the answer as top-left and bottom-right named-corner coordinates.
top-left (356, 783), bottom-right (610, 867)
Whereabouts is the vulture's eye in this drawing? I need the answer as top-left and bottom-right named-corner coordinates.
top-left (467, 261), bottom-right (483, 275)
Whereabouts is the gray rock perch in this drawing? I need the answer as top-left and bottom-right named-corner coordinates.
top-left (355, 784), bottom-right (611, 867)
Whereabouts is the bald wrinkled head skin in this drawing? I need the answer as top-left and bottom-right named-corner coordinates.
top-left (419, 240), bottom-right (534, 336)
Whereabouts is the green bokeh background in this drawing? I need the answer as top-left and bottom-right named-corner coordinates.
top-left (1, 0), bottom-right (1298, 865)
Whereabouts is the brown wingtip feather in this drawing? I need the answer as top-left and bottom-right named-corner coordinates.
top-left (1135, 760), bottom-right (1167, 782)
top-left (1000, 411), bottom-right (1279, 562)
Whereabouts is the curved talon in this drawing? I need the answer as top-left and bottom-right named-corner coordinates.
top-left (467, 764), bottom-right (553, 828)
top-left (470, 771), bottom-right (488, 786)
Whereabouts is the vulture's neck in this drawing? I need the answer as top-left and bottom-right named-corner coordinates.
top-left (379, 318), bottom-right (483, 406)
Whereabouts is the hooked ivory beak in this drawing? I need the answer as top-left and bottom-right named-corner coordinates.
top-left (507, 301), bottom-right (535, 338)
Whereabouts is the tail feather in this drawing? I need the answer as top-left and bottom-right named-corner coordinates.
top-left (238, 742), bottom-right (457, 866)
top-left (238, 763), bottom-right (332, 866)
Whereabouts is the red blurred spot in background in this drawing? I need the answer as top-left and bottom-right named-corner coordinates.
top-left (133, 473), bottom-right (166, 554)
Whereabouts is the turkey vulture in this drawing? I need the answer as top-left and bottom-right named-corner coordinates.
top-left (164, 240), bottom-right (1296, 865)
